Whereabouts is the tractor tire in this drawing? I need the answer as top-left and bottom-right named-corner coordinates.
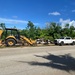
top-left (6, 39), bottom-right (16, 46)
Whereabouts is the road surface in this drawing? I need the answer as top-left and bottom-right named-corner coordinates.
top-left (0, 46), bottom-right (75, 75)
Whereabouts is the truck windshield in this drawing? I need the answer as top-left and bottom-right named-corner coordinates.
top-left (60, 37), bottom-right (64, 39)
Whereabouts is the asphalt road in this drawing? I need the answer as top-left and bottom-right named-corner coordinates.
top-left (0, 46), bottom-right (75, 75)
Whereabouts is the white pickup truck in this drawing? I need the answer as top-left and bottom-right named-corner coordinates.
top-left (54, 37), bottom-right (75, 46)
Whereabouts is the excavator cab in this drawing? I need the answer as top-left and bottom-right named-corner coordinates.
top-left (4, 28), bottom-right (21, 46)
top-left (5, 28), bottom-right (20, 40)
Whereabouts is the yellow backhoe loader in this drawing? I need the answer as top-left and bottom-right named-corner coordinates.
top-left (0, 28), bottom-right (36, 46)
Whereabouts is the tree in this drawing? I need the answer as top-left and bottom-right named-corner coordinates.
top-left (61, 24), bottom-right (70, 37)
top-left (20, 29), bottom-right (29, 37)
top-left (27, 21), bottom-right (36, 39)
top-left (13, 26), bottom-right (17, 29)
top-left (70, 25), bottom-right (75, 38)
top-left (0, 23), bottom-right (6, 30)
top-left (65, 24), bottom-right (69, 28)
top-left (34, 27), bottom-right (41, 39)
top-left (46, 22), bottom-right (61, 39)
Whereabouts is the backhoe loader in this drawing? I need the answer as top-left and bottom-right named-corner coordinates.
top-left (0, 28), bottom-right (36, 46)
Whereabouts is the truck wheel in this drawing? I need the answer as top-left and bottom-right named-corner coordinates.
top-left (6, 39), bottom-right (16, 46)
top-left (71, 41), bottom-right (75, 45)
top-left (55, 43), bottom-right (57, 45)
top-left (60, 41), bottom-right (64, 46)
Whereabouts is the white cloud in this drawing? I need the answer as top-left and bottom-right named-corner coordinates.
top-left (59, 18), bottom-right (75, 28)
top-left (0, 17), bottom-right (39, 27)
top-left (0, 17), bottom-right (28, 24)
top-left (48, 12), bottom-right (61, 16)
top-left (69, 20), bottom-right (75, 26)
top-left (33, 23), bottom-right (39, 25)
top-left (12, 16), bottom-right (18, 18)
top-left (72, 10), bottom-right (75, 12)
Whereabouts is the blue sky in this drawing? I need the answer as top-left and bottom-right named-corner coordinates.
top-left (0, 0), bottom-right (75, 29)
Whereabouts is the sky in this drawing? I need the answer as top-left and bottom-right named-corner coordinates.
top-left (0, 0), bottom-right (75, 29)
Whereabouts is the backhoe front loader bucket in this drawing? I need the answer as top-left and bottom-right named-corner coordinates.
top-left (20, 36), bottom-right (36, 45)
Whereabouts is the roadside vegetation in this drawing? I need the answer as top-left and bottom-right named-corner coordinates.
top-left (0, 21), bottom-right (75, 42)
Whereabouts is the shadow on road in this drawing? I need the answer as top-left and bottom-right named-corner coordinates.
top-left (18, 53), bottom-right (75, 72)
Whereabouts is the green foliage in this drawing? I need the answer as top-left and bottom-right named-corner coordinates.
top-left (0, 23), bottom-right (6, 30)
top-left (46, 22), bottom-right (61, 39)
top-left (44, 36), bottom-right (54, 41)
top-left (1, 22), bottom-right (75, 42)
top-left (20, 29), bottom-right (28, 37)
top-left (27, 21), bottom-right (36, 39)
top-left (34, 27), bottom-right (41, 39)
